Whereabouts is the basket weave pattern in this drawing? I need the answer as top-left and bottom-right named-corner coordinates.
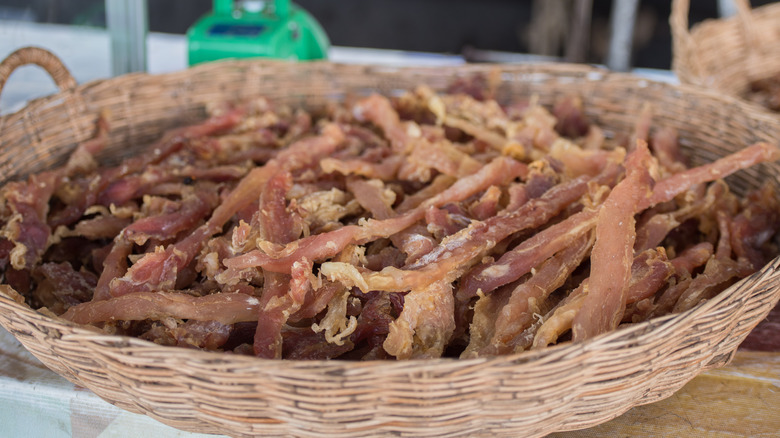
top-left (0, 49), bottom-right (779, 437)
top-left (671, 0), bottom-right (780, 99)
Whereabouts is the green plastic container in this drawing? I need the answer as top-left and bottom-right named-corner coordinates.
top-left (187, 0), bottom-right (329, 65)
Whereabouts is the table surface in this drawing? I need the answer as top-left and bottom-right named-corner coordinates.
top-left (0, 20), bottom-right (777, 438)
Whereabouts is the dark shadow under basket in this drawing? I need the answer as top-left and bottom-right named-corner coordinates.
top-left (1, 49), bottom-right (779, 437)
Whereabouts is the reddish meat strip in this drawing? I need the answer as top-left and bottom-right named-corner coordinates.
top-left (346, 178), bottom-right (396, 220)
top-left (98, 164), bottom-right (247, 207)
top-left (533, 289), bottom-right (586, 349)
top-left (219, 156), bottom-right (527, 278)
top-left (124, 189), bottom-right (218, 245)
top-left (534, 247), bottom-right (672, 348)
top-left (321, 155), bottom-right (403, 181)
top-left (52, 108), bottom-right (245, 228)
top-left (2, 173), bottom-right (59, 270)
top-left (174, 320), bottom-right (232, 350)
top-left (32, 262), bottom-right (97, 313)
top-left (340, 292), bottom-right (395, 360)
top-left (457, 205), bottom-right (599, 302)
top-left (456, 164), bottom-right (619, 300)
top-left (256, 171), bottom-right (302, 244)
top-left (426, 90), bottom-right (518, 151)
top-left (672, 256), bottom-right (754, 313)
top-left (634, 182), bottom-right (725, 252)
top-left (670, 242), bottom-right (714, 276)
top-left (3, 115), bottom-right (111, 269)
top-left (650, 126), bottom-right (687, 174)
top-left (109, 125), bottom-right (344, 296)
top-left (625, 242), bottom-right (714, 323)
top-left (395, 174), bottom-right (456, 213)
top-left (254, 258), bottom-right (313, 358)
top-left (62, 291), bottom-right (261, 325)
top-left (462, 282), bottom-right (514, 359)
top-left (475, 233), bottom-right (594, 356)
top-left (65, 214), bottom-right (132, 240)
top-left (631, 103), bottom-right (653, 147)
top-left (251, 171), bottom-right (306, 358)
top-left (571, 141), bottom-right (655, 341)
top-left (321, 166), bottom-right (615, 295)
top-left (282, 326), bottom-right (355, 360)
top-left (353, 94), bottom-right (414, 153)
top-left (645, 142), bottom-right (780, 208)
top-left (90, 188), bottom-right (217, 300)
top-left (553, 145), bottom-right (625, 179)
top-left (140, 320), bottom-right (233, 350)
top-left (289, 280), bottom-right (345, 323)
top-left (406, 138), bottom-right (482, 178)
top-left (671, 211), bottom-right (755, 313)
top-left (92, 239), bottom-right (134, 301)
top-left (383, 280), bottom-right (455, 359)
top-left (728, 184), bottom-right (780, 270)
top-left (553, 96), bottom-right (590, 138)
top-left (469, 186), bottom-right (502, 221)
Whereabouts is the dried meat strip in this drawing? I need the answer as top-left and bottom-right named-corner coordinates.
top-left (729, 184), bottom-right (780, 270)
top-left (534, 247), bottom-right (672, 348)
top-left (32, 262), bottom-right (97, 313)
top-left (457, 164), bottom-right (619, 300)
top-left (254, 258), bottom-right (313, 358)
top-left (51, 108), bottom-right (245, 228)
top-left (124, 189), bottom-right (218, 246)
top-left (2, 173), bottom-right (60, 270)
top-left (383, 280), bottom-right (455, 359)
top-left (571, 141), bottom-right (655, 341)
top-left (109, 125), bottom-right (345, 296)
top-left (474, 233), bottom-right (593, 356)
top-left (650, 126), bottom-right (687, 174)
top-left (353, 94), bottom-right (415, 154)
top-left (252, 170), bottom-right (306, 358)
top-left (322, 166), bottom-right (612, 295)
top-left (645, 142), bottom-right (780, 209)
top-left (634, 182), bottom-right (725, 252)
top-left (220, 156), bottom-right (527, 278)
top-left (63, 291), bottom-right (260, 325)
top-left (321, 155), bottom-right (403, 181)
top-left (2, 116), bottom-right (111, 270)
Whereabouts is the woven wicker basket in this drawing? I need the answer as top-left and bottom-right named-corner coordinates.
top-left (1, 47), bottom-right (779, 438)
top-left (671, 0), bottom-right (780, 100)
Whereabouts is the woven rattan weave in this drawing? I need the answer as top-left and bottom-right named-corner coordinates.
top-left (0, 47), bottom-right (778, 437)
top-left (671, 0), bottom-right (780, 105)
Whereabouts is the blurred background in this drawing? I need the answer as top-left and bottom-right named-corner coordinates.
top-left (0, 0), bottom-right (776, 112)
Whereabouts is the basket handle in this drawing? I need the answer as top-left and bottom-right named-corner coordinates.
top-left (0, 46), bottom-right (77, 101)
top-left (671, 0), bottom-right (756, 38)
top-left (669, 0), bottom-right (693, 46)
top-left (670, 0), bottom-right (758, 83)
top-left (670, 0), bottom-right (700, 83)
top-left (733, 0), bottom-right (759, 54)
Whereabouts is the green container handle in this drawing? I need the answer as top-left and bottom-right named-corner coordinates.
top-left (213, 0), bottom-right (290, 19)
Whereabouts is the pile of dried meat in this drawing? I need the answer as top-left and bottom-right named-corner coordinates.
top-left (1, 78), bottom-right (779, 360)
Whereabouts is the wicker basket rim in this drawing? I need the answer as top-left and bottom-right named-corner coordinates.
top-left (1, 254), bottom-right (776, 369)
top-left (4, 54), bottom-right (780, 130)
